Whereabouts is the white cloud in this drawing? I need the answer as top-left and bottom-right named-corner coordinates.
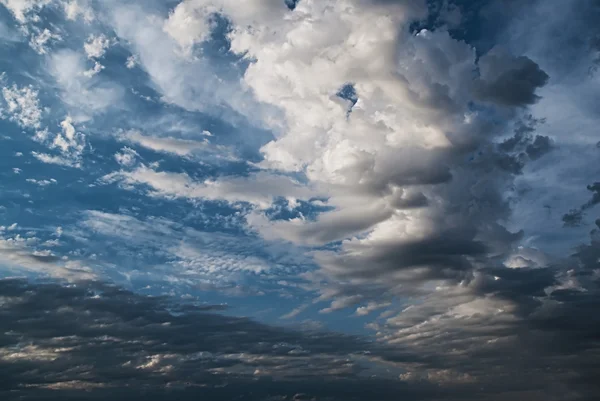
top-left (107, 3), bottom-right (270, 124)
top-left (355, 301), bottom-right (391, 317)
top-left (63, 0), bottom-right (94, 22)
top-left (82, 60), bottom-right (104, 77)
top-left (1, 83), bottom-right (43, 128)
top-left (162, 0), bottom-right (213, 54)
top-left (102, 165), bottom-right (313, 209)
top-left (83, 34), bottom-right (110, 59)
top-left (114, 147), bottom-right (139, 167)
top-left (119, 130), bottom-right (210, 156)
top-left (0, 0), bottom-right (51, 23)
top-left (29, 28), bottom-right (62, 54)
top-left (31, 151), bottom-right (77, 167)
top-left (125, 54), bottom-right (137, 69)
top-left (148, 0), bottom-right (555, 320)
top-left (26, 178), bottom-right (56, 186)
top-left (0, 234), bottom-right (95, 280)
top-left (80, 211), bottom-right (275, 276)
top-left (48, 49), bottom-right (122, 120)
top-left (53, 116), bottom-right (85, 154)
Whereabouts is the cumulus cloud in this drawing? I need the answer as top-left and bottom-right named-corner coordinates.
top-left (28, 28), bottom-right (62, 54)
top-left (158, 0), bottom-right (547, 312)
top-left (114, 146), bottom-right (139, 167)
top-left (1, 83), bottom-right (43, 128)
top-left (473, 47), bottom-right (549, 107)
top-left (63, 0), bottom-right (94, 22)
top-left (105, 1), bottom-right (273, 125)
top-left (83, 33), bottom-right (110, 59)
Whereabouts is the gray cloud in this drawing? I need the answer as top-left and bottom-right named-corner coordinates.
top-left (474, 48), bottom-right (549, 107)
top-left (0, 279), bottom-right (462, 401)
top-left (1, 273), bottom-right (599, 400)
top-left (563, 182), bottom-right (600, 227)
top-left (525, 135), bottom-right (554, 160)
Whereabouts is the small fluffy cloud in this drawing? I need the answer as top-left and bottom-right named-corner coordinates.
top-left (63, 0), bottom-right (94, 22)
top-left (83, 33), bottom-right (110, 59)
top-left (51, 116), bottom-right (85, 156)
top-left (114, 147), bottom-right (139, 167)
top-left (1, 83), bottom-right (43, 128)
top-left (27, 116), bottom-right (86, 168)
top-left (29, 28), bottom-right (62, 54)
top-left (83, 60), bottom-right (104, 77)
top-left (26, 178), bottom-right (57, 186)
top-left (125, 54), bottom-right (137, 68)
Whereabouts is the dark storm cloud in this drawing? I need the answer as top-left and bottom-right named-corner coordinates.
top-left (0, 279), bottom-right (458, 401)
top-left (374, 228), bottom-right (600, 400)
top-left (562, 182), bottom-right (600, 226)
top-left (474, 48), bottom-right (549, 107)
top-left (525, 135), bottom-right (554, 160)
top-left (2, 271), bottom-right (599, 401)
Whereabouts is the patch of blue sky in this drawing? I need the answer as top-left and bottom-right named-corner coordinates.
top-left (264, 197), bottom-right (335, 223)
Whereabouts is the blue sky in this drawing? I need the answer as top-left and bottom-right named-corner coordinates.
top-left (0, 0), bottom-right (599, 400)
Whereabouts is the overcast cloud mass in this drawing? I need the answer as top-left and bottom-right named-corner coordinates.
top-left (0, 0), bottom-right (599, 400)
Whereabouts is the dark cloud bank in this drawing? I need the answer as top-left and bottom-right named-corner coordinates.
top-left (1, 227), bottom-right (600, 401)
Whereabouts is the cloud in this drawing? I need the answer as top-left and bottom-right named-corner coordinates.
top-left (166, 0), bottom-right (550, 314)
top-left (118, 129), bottom-right (211, 156)
top-left (125, 54), bottom-right (137, 68)
top-left (78, 210), bottom-right (298, 278)
top-left (31, 151), bottom-right (77, 167)
top-left (0, 234), bottom-right (95, 280)
top-left (48, 49), bottom-right (123, 120)
top-left (563, 182), bottom-right (600, 227)
top-left (83, 60), bottom-right (104, 77)
top-left (0, 278), bottom-right (445, 401)
top-left (26, 178), bottom-right (57, 186)
top-left (114, 146), bottom-right (139, 167)
top-left (473, 47), bottom-right (549, 107)
top-left (29, 28), bottom-right (62, 55)
top-left (83, 34), bottom-right (110, 59)
top-left (63, 0), bottom-right (94, 22)
top-left (1, 83), bottom-right (43, 129)
top-left (0, 0), bottom-right (51, 23)
top-left (104, 1), bottom-right (273, 126)
top-left (2, 268), bottom-right (600, 400)
top-left (525, 135), bottom-right (554, 160)
top-left (102, 165), bottom-right (314, 209)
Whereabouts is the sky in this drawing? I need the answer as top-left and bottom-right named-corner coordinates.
top-left (0, 0), bottom-right (599, 400)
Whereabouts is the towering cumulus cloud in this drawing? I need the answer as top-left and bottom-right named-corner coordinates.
top-left (0, 0), bottom-right (599, 400)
